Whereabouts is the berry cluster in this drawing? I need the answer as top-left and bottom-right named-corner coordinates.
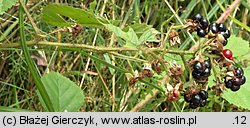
top-left (192, 13), bottom-right (209, 37)
top-left (192, 60), bottom-right (211, 81)
top-left (191, 13), bottom-right (231, 46)
top-left (224, 67), bottom-right (246, 91)
top-left (184, 90), bottom-right (208, 109)
top-left (209, 23), bottom-right (230, 46)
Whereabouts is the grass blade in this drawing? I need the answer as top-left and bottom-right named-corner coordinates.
top-left (18, 0), bottom-right (54, 112)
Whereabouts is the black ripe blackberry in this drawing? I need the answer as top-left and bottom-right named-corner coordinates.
top-left (187, 90), bottom-right (209, 109)
top-left (223, 29), bottom-right (230, 39)
top-left (191, 94), bottom-right (202, 105)
top-left (192, 71), bottom-right (201, 80)
top-left (192, 60), bottom-right (211, 81)
top-left (197, 27), bottom-right (206, 37)
top-left (199, 90), bottom-right (208, 100)
top-left (217, 23), bottom-right (226, 32)
top-left (225, 79), bottom-right (233, 89)
top-left (212, 23), bottom-right (231, 46)
top-left (221, 40), bottom-right (227, 46)
top-left (193, 61), bottom-right (204, 73)
top-left (202, 68), bottom-right (211, 77)
top-left (199, 18), bottom-right (209, 29)
top-left (190, 13), bottom-right (209, 37)
top-left (241, 76), bottom-right (246, 85)
top-left (192, 13), bottom-right (202, 21)
top-left (235, 68), bottom-right (244, 77)
top-left (224, 67), bottom-right (246, 91)
top-left (231, 85), bottom-right (240, 92)
top-left (234, 78), bottom-right (242, 86)
top-left (184, 94), bottom-right (191, 103)
top-left (204, 60), bottom-right (211, 69)
top-left (209, 23), bottom-right (218, 34)
top-left (189, 102), bottom-right (198, 109)
top-left (200, 99), bottom-right (207, 107)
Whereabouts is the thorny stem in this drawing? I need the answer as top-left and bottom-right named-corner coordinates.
top-left (0, 41), bottom-right (195, 54)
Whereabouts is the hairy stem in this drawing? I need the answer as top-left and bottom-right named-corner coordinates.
top-left (0, 41), bottom-right (195, 54)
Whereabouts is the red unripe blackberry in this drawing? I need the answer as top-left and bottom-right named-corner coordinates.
top-left (223, 49), bottom-right (233, 60)
top-left (168, 96), bottom-right (177, 101)
top-left (173, 89), bottom-right (180, 97)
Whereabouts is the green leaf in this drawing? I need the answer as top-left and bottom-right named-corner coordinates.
top-left (124, 27), bottom-right (139, 47)
top-left (42, 4), bottom-right (104, 27)
top-left (104, 24), bottom-right (138, 48)
top-left (225, 35), bottom-right (249, 57)
top-left (105, 23), bottom-right (159, 48)
top-left (89, 0), bottom-right (97, 13)
top-left (123, 23), bottom-right (153, 37)
top-left (138, 28), bottom-right (159, 44)
top-left (38, 72), bottom-right (85, 112)
top-left (0, 0), bottom-right (17, 15)
top-left (103, 54), bottom-right (115, 75)
top-left (104, 24), bottom-right (127, 39)
top-left (208, 65), bottom-right (221, 88)
top-left (207, 71), bottom-right (215, 88)
top-left (222, 67), bottom-right (250, 110)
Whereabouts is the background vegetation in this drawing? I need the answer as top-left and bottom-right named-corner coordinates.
top-left (0, 0), bottom-right (249, 112)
